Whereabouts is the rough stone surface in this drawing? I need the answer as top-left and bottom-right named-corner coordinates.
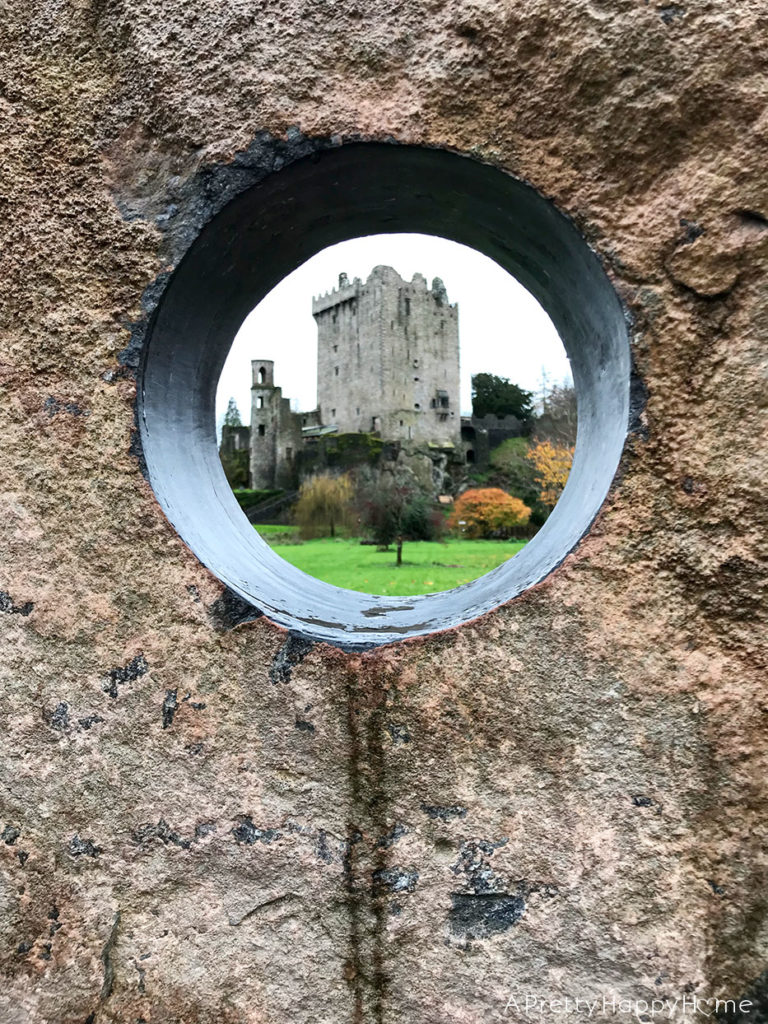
top-left (0, 2), bottom-right (767, 1022)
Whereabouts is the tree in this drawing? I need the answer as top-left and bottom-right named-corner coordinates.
top-left (294, 473), bottom-right (353, 539)
top-left (535, 381), bottom-right (577, 446)
top-left (357, 476), bottom-right (440, 566)
top-left (447, 488), bottom-right (531, 539)
top-left (488, 437), bottom-right (540, 509)
top-left (471, 373), bottom-right (534, 423)
top-left (223, 397), bottom-right (243, 427)
top-left (527, 440), bottom-right (574, 510)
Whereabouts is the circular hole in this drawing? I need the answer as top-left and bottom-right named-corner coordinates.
top-left (139, 143), bottom-right (630, 646)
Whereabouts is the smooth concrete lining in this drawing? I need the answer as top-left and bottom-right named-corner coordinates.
top-left (138, 143), bottom-right (630, 645)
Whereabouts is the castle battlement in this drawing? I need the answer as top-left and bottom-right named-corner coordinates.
top-left (312, 273), bottom-right (362, 314)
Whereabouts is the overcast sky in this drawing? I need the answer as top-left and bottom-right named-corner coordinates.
top-left (216, 233), bottom-right (571, 426)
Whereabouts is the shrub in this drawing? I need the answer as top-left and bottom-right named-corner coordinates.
top-left (294, 473), bottom-right (354, 539)
top-left (447, 487), bottom-right (531, 539)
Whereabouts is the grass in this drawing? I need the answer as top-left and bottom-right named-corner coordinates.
top-left (255, 528), bottom-right (527, 595)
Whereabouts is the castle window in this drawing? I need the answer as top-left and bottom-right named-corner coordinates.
top-left (466, 449), bottom-right (475, 464)
top-left (404, 297), bottom-right (410, 316)
top-left (414, 376), bottom-right (419, 382)
top-left (258, 366), bottom-right (266, 384)
top-left (333, 344), bottom-right (338, 353)
top-left (356, 407), bottom-right (360, 415)
top-left (413, 358), bottom-right (419, 368)
top-left (414, 403), bottom-right (420, 410)
top-left (335, 366), bottom-right (339, 376)
top-left (257, 396), bottom-right (264, 409)
top-left (258, 424), bottom-right (265, 436)
top-left (399, 420), bottom-right (404, 426)
top-left (331, 408), bottom-right (336, 418)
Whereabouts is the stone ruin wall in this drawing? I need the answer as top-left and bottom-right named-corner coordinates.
top-left (1, 2), bottom-right (767, 1023)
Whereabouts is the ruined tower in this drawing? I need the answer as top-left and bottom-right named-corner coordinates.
top-left (249, 359), bottom-right (301, 490)
top-left (312, 266), bottom-right (461, 446)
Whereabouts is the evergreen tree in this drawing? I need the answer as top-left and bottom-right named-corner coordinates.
top-left (224, 397), bottom-right (242, 428)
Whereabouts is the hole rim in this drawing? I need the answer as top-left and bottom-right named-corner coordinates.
top-left (138, 142), bottom-right (631, 647)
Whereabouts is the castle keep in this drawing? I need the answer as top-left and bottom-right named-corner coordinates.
top-left (313, 266), bottom-right (460, 445)
top-left (239, 265), bottom-right (462, 489)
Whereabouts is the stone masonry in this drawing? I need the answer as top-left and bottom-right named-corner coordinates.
top-left (1, 3), bottom-right (767, 1023)
top-left (313, 266), bottom-right (460, 445)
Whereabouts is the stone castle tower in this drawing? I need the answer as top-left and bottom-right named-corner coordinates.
top-left (248, 359), bottom-right (303, 490)
top-left (242, 266), bottom-right (462, 490)
top-left (312, 266), bottom-right (461, 446)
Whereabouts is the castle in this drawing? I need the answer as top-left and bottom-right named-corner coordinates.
top-left (226, 265), bottom-right (468, 491)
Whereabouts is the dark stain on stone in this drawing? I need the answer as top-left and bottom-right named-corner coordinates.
top-left (207, 586), bottom-right (262, 632)
top-left (118, 271), bottom-right (173, 372)
top-left (194, 822), bottom-right (216, 839)
top-left (69, 834), bottom-right (101, 858)
top-left (45, 702), bottom-right (70, 731)
top-left (17, 850), bottom-right (29, 865)
top-left (295, 717), bottom-right (315, 733)
top-left (39, 942), bottom-right (52, 961)
top-left (451, 838), bottom-right (510, 894)
top-left (421, 803), bottom-right (467, 821)
top-left (2, 825), bottom-right (20, 845)
top-left (104, 654), bottom-right (148, 698)
top-left (632, 794), bottom-right (654, 807)
top-left (16, 940), bottom-right (33, 955)
top-left (385, 722), bottom-right (411, 745)
top-left (182, 693), bottom-right (206, 710)
top-left (270, 632), bottom-right (315, 684)
top-left (708, 879), bottom-right (725, 896)
top-left (0, 590), bottom-right (33, 616)
top-left (100, 911), bottom-right (121, 1002)
top-left (161, 688), bottom-right (178, 729)
top-left (659, 5), bottom-right (685, 24)
top-left (678, 217), bottom-right (703, 244)
top-left (709, 556), bottom-right (764, 621)
top-left (376, 823), bottom-right (408, 849)
top-left (628, 355), bottom-right (650, 442)
top-left (371, 866), bottom-right (419, 896)
top-left (128, 426), bottom-right (149, 480)
top-left (132, 819), bottom-right (190, 850)
top-left (78, 714), bottom-right (104, 730)
top-left (231, 815), bottom-right (281, 846)
top-left (449, 892), bottom-right (525, 940)
top-left (44, 395), bottom-right (87, 417)
top-left (316, 829), bottom-right (334, 864)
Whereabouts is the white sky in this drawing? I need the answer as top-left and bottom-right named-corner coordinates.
top-left (216, 233), bottom-right (571, 426)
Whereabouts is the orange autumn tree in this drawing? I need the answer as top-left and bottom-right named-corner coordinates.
top-left (527, 440), bottom-right (574, 510)
top-left (448, 488), bottom-right (531, 539)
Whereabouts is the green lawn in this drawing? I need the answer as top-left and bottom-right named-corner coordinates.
top-left (255, 528), bottom-right (527, 595)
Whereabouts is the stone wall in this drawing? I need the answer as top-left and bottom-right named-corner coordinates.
top-left (1, 3), bottom-right (767, 1023)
